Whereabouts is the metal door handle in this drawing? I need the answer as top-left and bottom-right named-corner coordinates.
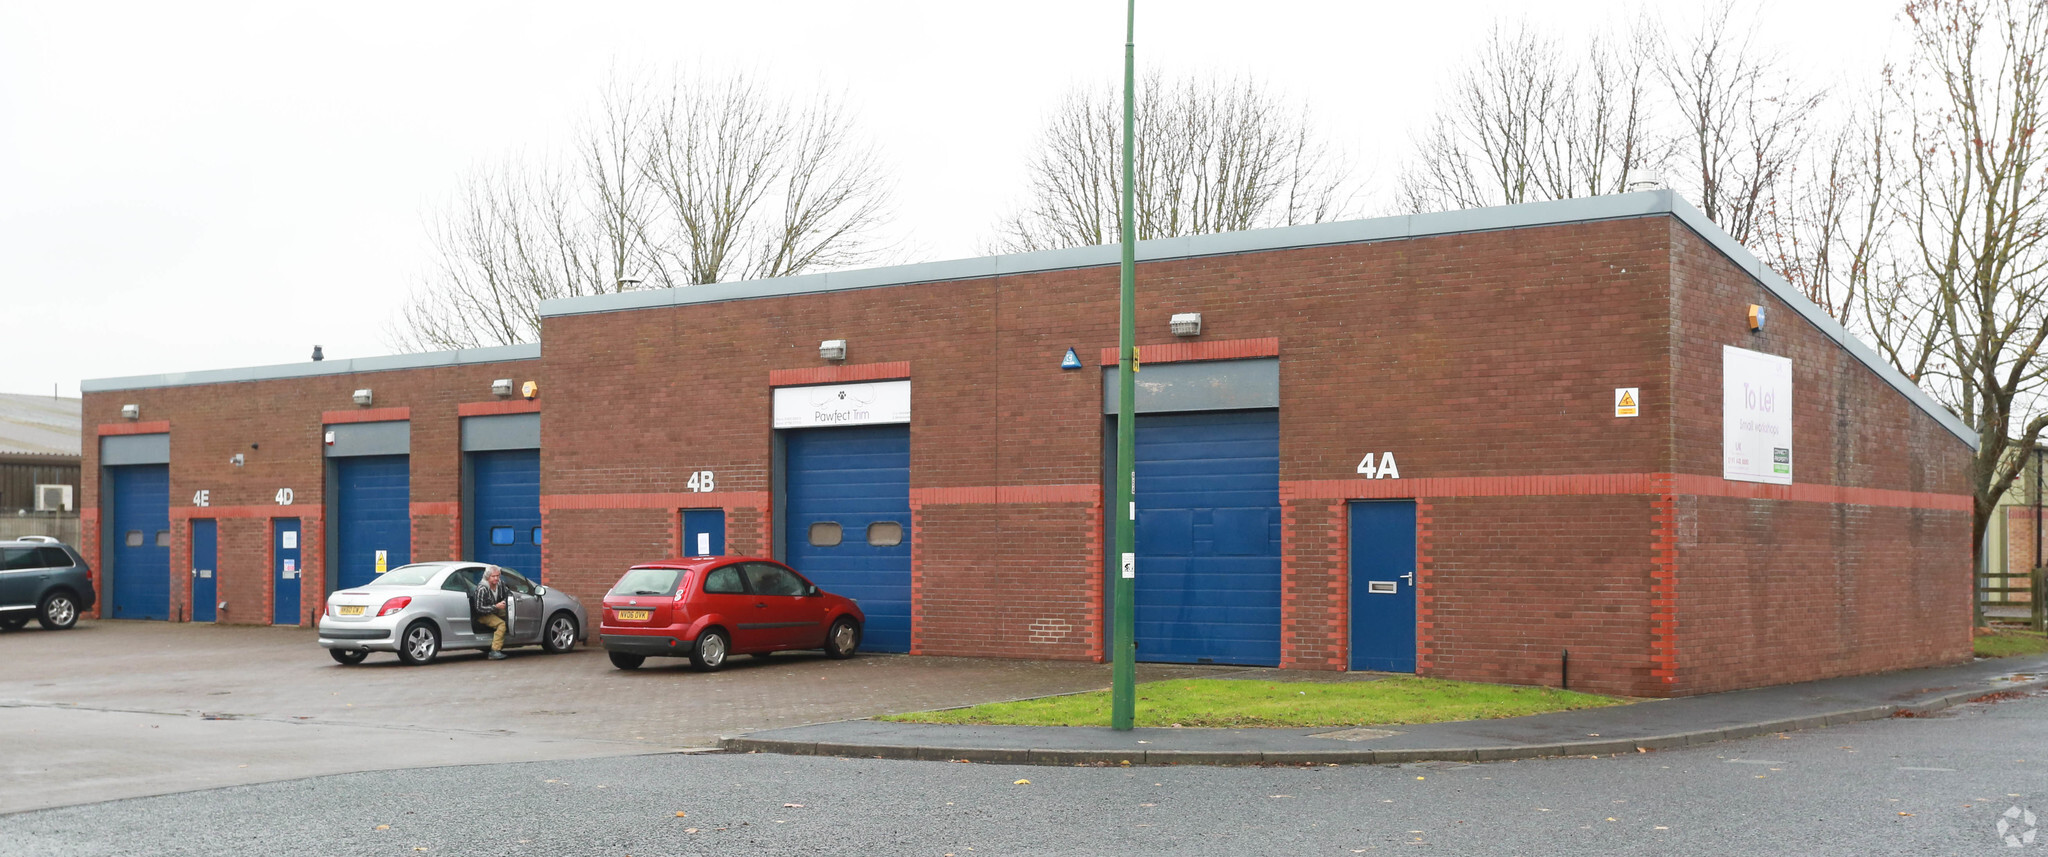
top-left (1400, 572), bottom-right (1415, 584)
top-left (755, 602), bottom-right (768, 609)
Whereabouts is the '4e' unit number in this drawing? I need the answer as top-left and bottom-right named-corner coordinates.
top-left (685, 471), bottom-right (716, 493)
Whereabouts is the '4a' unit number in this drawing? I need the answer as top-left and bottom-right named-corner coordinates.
top-left (1356, 452), bottom-right (1401, 479)
top-left (685, 471), bottom-right (716, 493)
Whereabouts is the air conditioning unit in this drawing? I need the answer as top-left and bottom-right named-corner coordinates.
top-left (35, 484), bottom-right (73, 513)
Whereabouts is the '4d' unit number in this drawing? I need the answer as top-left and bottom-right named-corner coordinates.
top-left (1356, 452), bottom-right (1401, 479)
top-left (685, 471), bottom-right (715, 493)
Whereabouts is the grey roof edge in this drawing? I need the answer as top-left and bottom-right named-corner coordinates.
top-left (538, 192), bottom-right (1678, 319)
top-left (1661, 196), bottom-right (1978, 450)
top-left (81, 343), bottom-right (541, 393)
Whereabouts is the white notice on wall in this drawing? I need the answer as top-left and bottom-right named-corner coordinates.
top-left (697, 533), bottom-right (711, 556)
top-left (1723, 346), bottom-right (1793, 485)
top-left (282, 531), bottom-right (297, 550)
top-left (772, 380), bottom-right (911, 429)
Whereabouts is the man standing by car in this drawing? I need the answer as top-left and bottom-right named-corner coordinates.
top-left (472, 567), bottom-right (511, 660)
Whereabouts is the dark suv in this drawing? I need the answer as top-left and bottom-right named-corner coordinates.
top-left (0, 537), bottom-right (96, 631)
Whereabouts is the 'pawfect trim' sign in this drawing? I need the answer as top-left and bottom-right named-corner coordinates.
top-left (773, 380), bottom-right (911, 429)
top-left (1723, 345), bottom-right (1792, 485)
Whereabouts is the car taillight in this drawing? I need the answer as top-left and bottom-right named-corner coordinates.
top-left (376, 597), bottom-right (411, 617)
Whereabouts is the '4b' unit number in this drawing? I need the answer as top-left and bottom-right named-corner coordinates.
top-left (685, 471), bottom-right (715, 493)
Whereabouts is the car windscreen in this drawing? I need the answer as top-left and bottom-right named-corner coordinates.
top-left (365, 565), bottom-right (440, 587)
top-left (609, 568), bottom-right (684, 596)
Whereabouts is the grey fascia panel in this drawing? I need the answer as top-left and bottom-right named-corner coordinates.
top-left (324, 421), bottom-right (410, 458)
top-left (1661, 195), bottom-right (1977, 449)
top-left (100, 433), bottom-right (170, 466)
top-left (83, 344), bottom-right (540, 393)
top-left (460, 413), bottom-right (540, 452)
top-left (1103, 358), bottom-right (1280, 414)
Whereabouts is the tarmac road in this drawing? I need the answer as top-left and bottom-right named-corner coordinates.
top-left (5, 687), bottom-right (2043, 856)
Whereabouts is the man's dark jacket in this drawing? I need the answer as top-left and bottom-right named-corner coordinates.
top-left (471, 578), bottom-right (508, 619)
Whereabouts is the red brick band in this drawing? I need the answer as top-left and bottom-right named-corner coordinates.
top-left (97, 421), bottom-right (170, 436)
top-left (769, 362), bottom-right (912, 387)
top-left (1100, 337), bottom-right (1279, 367)
top-left (457, 400), bottom-right (541, 416)
top-left (540, 491), bottom-right (772, 511)
top-left (1283, 473), bottom-right (1970, 512)
top-left (411, 502), bottom-right (459, 516)
top-left (322, 407), bottom-right (411, 424)
top-left (909, 484), bottom-right (1099, 505)
top-left (172, 505), bottom-right (313, 520)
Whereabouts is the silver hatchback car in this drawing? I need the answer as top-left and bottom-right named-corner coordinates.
top-left (317, 562), bottom-right (587, 666)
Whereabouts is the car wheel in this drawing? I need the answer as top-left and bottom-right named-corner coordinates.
top-left (824, 617), bottom-right (861, 659)
top-left (0, 616), bottom-right (28, 632)
top-left (608, 651), bottom-right (645, 670)
top-left (542, 613), bottom-right (579, 654)
top-left (329, 648), bottom-right (368, 666)
top-left (690, 628), bottom-right (730, 672)
top-left (37, 591), bottom-right (78, 630)
top-left (395, 621), bottom-right (440, 665)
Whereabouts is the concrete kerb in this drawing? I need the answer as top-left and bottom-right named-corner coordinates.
top-left (719, 673), bottom-right (2048, 767)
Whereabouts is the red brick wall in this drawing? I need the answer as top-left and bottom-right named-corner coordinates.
top-left (1665, 221), bottom-right (1975, 693)
top-left (79, 210), bottom-right (1977, 699)
top-left (80, 359), bottom-right (540, 625)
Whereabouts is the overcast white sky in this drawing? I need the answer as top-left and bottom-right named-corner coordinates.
top-left (0, 1), bottom-right (1902, 397)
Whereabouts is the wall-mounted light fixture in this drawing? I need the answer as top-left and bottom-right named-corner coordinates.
top-left (120, 404), bottom-right (140, 420)
top-left (230, 453), bottom-right (245, 467)
top-left (352, 389), bottom-right (373, 406)
top-left (1748, 304), bottom-right (1767, 332)
top-left (491, 379), bottom-right (514, 397)
top-left (1169, 313), bottom-right (1203, 337)
top-left (819, 339), bottom-right (848, 361)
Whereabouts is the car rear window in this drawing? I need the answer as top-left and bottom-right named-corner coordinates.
top-left (610, 568), bottom-right (685, 596)
top-left (366, 565), bottom-right (439, 586)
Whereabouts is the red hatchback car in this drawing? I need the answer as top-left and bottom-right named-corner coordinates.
top-left (598, 556), bottom-right (865, 671)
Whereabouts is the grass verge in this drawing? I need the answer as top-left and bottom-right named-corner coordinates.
top-left (878, 676), bottom-right (1628, 729)
top-left (1976, 627), bottom-right (2048, 659)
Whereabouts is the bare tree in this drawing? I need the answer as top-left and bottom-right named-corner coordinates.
top-left (1400, 21), bottom-right (1662, 212)
top-left (1863, 0), bottom-right (2048, 583)
top-left (394, 70), bottom-right (893, 350)
top-left (1658, 3), bottom-right (1825, 245)
top-left (1753, 100), bottom-right (1899, 324)
top-left (994, 73), bottom-right (1350, 252)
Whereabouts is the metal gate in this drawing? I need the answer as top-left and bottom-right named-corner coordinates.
top-left (470, 449), bottom-right (540, 577)
top-left (782, 425), bottom-right (911, 652)
top-left (1132, 410), bottom-right (1281, 666)
top-left (106, 464), bottom-right (170, 620)
top-left (332, 455), bottom-right (409, 591)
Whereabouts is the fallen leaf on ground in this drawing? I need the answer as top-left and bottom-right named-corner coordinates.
top-left (1013, 779), bottom-right (1030, 785)
top-left (375, 825), bottom-right (389, 831)
top-left (783, 803), bottom-right (804, 808)
top-left (674, 811), bottom-right (687, 817)
top-left (684, 828), bottom-right (698, 834)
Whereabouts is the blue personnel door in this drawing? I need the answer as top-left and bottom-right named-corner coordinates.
top-left (471, 449), bottom-right (541, 578)
top-left (106, 464), bottom-right (170, 620)
top-left (1132, 410), bottom-right (1282, 666)
top-left (1349, 500), bottom-right (1418, 672)
top-left (274, 518), bottom-right (302, 625)
top-left (190, 520), bottom-right (217, 623)
top-left (334, 455), bottom-right (410, 591)
top-left (682, 509), bottom-right (726, 558)
top-left (783, 425), bottom-right (911, 652)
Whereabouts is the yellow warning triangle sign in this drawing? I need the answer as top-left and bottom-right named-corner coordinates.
top-left (1618, 390), bottom-right (1636, 408)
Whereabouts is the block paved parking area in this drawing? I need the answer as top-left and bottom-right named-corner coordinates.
top-left (0, 621), bottom-right (1215, 813)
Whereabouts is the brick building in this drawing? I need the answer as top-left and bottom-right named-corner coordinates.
top-left (78, 191), bottom-right (1977, 697)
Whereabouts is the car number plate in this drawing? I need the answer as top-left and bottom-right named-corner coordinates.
top-left (616, 609), bottom-right (651, 621)
top-left (338, 605), bottom-right (365, 616)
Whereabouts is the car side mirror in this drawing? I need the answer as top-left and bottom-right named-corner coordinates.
top-left (534, 586), bottom-right (548, 596)
top-left (806, 586), bottom-right (820, 597)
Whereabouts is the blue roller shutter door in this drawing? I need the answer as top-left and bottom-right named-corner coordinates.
top-left (334, 455), bottom-right (410, 591)
top-left (471, 449), bottom-right (541, 578)
top-left (783, 425), bottom-right (911, 653)
top-left (1133, 410), bottom-right (1281, 666)
top-left (107, 464), bottom-right (170, 620)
